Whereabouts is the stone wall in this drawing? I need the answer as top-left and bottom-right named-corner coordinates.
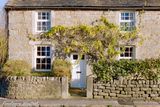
top-left (7, 10), bottom-right (160, 64)
top-left (0, 76), bottom-right (68, 99)
top-left (8, 11), bottom-right (33, 65)
top-left (87, 77), bottom-right (160, 101)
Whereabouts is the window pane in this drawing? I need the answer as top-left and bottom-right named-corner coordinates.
top-left (47, 12), bottom-right (50, 20)
top-left (47, 58), bottom-right (51, 63)
top-left (47, 22), bottom-right (51, 30)
top-left (38, 26), bottom-right (42, 31)
top-left (73, 55), bottom-right (78, 60)
top-left (125, 16), bottom-right (129, 20)
top-left (37, 22), bottom-right (41, 26)
top-left (120, 22), bottom-right (129, 31)
top-left (42, 16), bottom-right (46, 20)
top-left (38, 12), bottom-right (41, 19)
top-left (125, 13), bottom-right (129, 17)
top-left (37, 47), bottom-right (41, 51)
top-left (81, 55), bottom-right (85, 60)
top-left (47, 52), bottom-right (50, 56)
top-left (42, 52), bottom-right (45, 56)
top-left (131, 22), bottom-right (134, 26)
top-left (43, 27), bottom-right (47, 31)
top-left (130, 47), bottom-right (133, 52)
top-left (37, 52), bottom-right (41, 56)
top-left (42, 27), bottom-right (47, 31)
top-left (120, 47), bottom-right (123, 51)
top-left (130, 13), bottom-right (134, 20)
top-left (125, 52), bottom-right (129, 57)
top-left (36, 64), bottom-right (41, 69)
top-left (42, 58), bottom-right (46, 63)
top-left (47, 64), bottom-right (51, 69)
top-left (121, 13), bottom-right (124, 16)
top-left (42, 22), bottom-right (46, 26)
top-left (125, 48), bottom-right (129, 52)
top-left (37, 22), bottom-right (42, 31)
top-left (42, 12), bottom-right (46, 19)
top-left (121, 17), bottom-right (124, 20)
top-left (47, 47), bottom-right (50, 51)
top-left (42, 47), bottom-right (45, 51)
top-left (36, 58), bottom-right (40, 63)
top-left (120, 53), bottom-right (124, 57)
top-left (42, 64), bottom-right (46, 69)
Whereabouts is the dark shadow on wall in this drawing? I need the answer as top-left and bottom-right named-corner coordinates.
top-left (0, 77), bottom-right (9, 98)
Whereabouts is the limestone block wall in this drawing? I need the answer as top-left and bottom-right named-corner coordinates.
top-left (0, 76), bottom-right (68, 99)
top-left (136, 11), bottom-right (160, 59)
top-left (8, 11), bottom-right (33, 65)
top-left (87, 77), bottom-right (160, 101)
top-left (7, 10), bottom-right (160, 67)
top-left (53, 10), bottom-right (119, 26)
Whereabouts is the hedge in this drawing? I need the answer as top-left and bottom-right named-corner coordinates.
top-left (93, 59), bottom-right (160, 81)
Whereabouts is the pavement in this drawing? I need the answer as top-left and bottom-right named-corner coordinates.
top-left (1, 98), bottom-right (160, 107)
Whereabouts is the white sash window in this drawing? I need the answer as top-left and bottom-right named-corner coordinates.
top-left (120, 12), bottom-right (135, 31)
top-left (35, 45), bottom-right (51, 71)
top-left (36, 11), bottom-right (51, 32)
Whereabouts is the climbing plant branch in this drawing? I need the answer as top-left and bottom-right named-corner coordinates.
top-left (31, 16), bottom-right (142, 63)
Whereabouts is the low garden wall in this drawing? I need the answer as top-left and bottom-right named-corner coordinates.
top-left (87, 77), bottom-right (160, 101)
top-left (0, 76), bottom-right (68, 99)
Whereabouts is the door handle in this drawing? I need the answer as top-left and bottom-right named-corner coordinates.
top-left (76, 71), bottom-right (81, 73)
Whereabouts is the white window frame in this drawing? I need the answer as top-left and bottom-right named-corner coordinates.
top-left (119, 46), bottom-right (135, 60)
top-left (35, 11), bottom-right (51, 33)
top-left (34, 45), bottom-right (52, 72)
top-left (119, 11), bottom-right (135, 31)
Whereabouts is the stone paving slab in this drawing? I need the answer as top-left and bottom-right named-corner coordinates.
top-left (38, 99), bottom-right (120, 105)
top-left (133, 101), bottom-right (160, 107)
top-left (0, 98), bottom-right (160, 107)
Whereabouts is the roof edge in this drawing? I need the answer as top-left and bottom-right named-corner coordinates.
top-left (5, 5), bottom-right (160, 11)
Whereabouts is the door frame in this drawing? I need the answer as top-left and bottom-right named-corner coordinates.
top-left (70, 53), bottom-right (87, 88)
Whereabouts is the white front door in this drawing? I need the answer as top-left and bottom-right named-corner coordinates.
top-left (70, 54), bottom-right (87, 88)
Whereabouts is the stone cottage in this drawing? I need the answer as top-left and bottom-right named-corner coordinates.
top-left (5, 0), bottom-right (160, 88)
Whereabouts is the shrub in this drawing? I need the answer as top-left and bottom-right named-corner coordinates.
top-left (0, 34), bottom-right (7, 69)
top-left (93, 59), bottom-right (160, 81)
top-left (52, 58), bottom-right (72, 80)
top-left (2, 60), bottom-right (31, 76)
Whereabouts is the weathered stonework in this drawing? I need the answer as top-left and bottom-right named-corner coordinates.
top-left (8, 11), bottom-right (33, 65)
top-left (136, 11), bottom-right (160, 59)
top-left (8, 10), bottom-right (160, 69)
top-left (0, 76), bottom-right (68, 99)
top-left (87, 77), bottom-right (160, 101)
